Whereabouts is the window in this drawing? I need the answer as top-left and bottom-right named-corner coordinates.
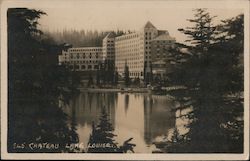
top-left (88, 65), bottom-right (92, 69)
top-left (81, 65), bottom-right (86, 69)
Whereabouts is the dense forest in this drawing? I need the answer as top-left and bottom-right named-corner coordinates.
top-left (44, 29), bottom-right (129, 47)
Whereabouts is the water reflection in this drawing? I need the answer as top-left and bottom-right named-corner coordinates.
top-left (64, 92), bottom-right (177, 153)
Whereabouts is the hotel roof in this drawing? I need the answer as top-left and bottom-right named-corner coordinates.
top-left (152, 33), bottom-right (176, 41)
top-left (144, 21), bottom-right (156, 29)
top-left (103, 32), bottom-right (116, 40)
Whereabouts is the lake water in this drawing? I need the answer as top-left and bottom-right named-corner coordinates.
top-left (64, 92), bottom-right (190, 153)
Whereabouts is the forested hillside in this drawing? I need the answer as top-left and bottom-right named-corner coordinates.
top-left (44, 29), bottom-right (128, 47)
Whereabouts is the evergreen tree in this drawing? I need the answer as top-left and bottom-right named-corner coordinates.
top-left (87, 107), bottom-right (118, 153)
top-left (96, 70), bottom-right (101, 86)
top-left (165, 9), bottom-right (244, 152)
top-left (113, 69), bottom-right (119, 86)
top-left (124, 61), bottom-right (130, 87)
top-left (8, 8), bottom-right (79, 152)
top-left (87, 107), bottom-right (136, 153)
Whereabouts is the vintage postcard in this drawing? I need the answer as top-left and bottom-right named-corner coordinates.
top-left (1, 0), bottom-right (249, 160)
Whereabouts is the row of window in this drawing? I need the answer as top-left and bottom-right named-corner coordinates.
top-left (69, 52), bottom-right (101, 56)
top-left (106, 44), bottom-right (114, 47)
top-left (70, 56), bottom-right (100, 59)
top-left (69, 60), bottom-right (100, 63)
top-left (69, 48), bottom-right (102, 52)
top-left (115, 56), bottom-right (142, 60)
top-left (116, 60), bottom-right (143, 65)
top-left (129, 72), bottom-right (143, 77)
top-left (115, 43), bottom-right (141, 48)
top-left (115, 47), bottom-right (141, 51)
top-left (103, 51), bottom-right (115, 55)
top-left (116, 34), bottom-right (140, 41)
top-left (107, 40), bottom-right (114, 43)
top-left (69, 65), bottom-right (99, 70)
top-left (117, 65), bottom-right (143, 70)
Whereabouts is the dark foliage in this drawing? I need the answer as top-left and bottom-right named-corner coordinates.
top-left (96, 60), bottom-right (116, 86)
top-left (124, 61), bottom-right (130, 87)
top-left (163, 9), bottom-right (244, 153)
top-left (87, 107), bottom-right (136, 153)
top-left (8, 8), bottom-right (79, 152)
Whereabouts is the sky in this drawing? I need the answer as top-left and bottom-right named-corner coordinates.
top-left (36, 0), bottom-right (245, 44)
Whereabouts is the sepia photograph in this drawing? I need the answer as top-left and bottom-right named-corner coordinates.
top-left (1, 0), bottom-right (249, 160)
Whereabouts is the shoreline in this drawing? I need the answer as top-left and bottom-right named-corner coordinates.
top-left (76, 87), bottom-right (176, 100)
top-left (77, 87), bottom-right (149, 93)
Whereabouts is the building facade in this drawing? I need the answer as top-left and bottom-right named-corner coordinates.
top-left (115, 21), bottom-right (175, 80)
top-left (59, 47), bottom-right (103, 71)
top-left (150, 32), bottom-right (176, 79)
top-left (115, 32), bottom-right (144, 79)
top-left (58, 21), bottom-right (176, 81)
top-left (102, 32), bottom-right (116, 62)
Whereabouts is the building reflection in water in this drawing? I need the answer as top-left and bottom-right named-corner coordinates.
top-left (144, 95), bottom-right (175, 145)
top-left (64, 92), bottom-right (176, 153)
top-left (124, 94), bottom-right (129, 114)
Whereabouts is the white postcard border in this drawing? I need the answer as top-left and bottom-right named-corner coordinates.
top-left (1, 0), bottom-right (249, 160)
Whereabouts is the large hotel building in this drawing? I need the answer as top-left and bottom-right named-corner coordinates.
top-left (59, 47), bottom-right (103, 71)
top-left (59, 21), bottom-right (176, 80)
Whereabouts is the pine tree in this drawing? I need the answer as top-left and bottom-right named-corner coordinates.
top-left (124, 61), bottom-right (130, 87)
top-left (166, 9), bottom-right (244, 152)
top-left (96, 70), bottom-right (101, 86)
top-left (87, 107), bottom-right (136, 153)
top-left (87, 107), bottom-right (118, 153)
top-left (113, 69), bottom-right (119, 86)
top-left (7, 8), bottom-right (79, 152)
top-left (178, 8), bottom-right (216, 52)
